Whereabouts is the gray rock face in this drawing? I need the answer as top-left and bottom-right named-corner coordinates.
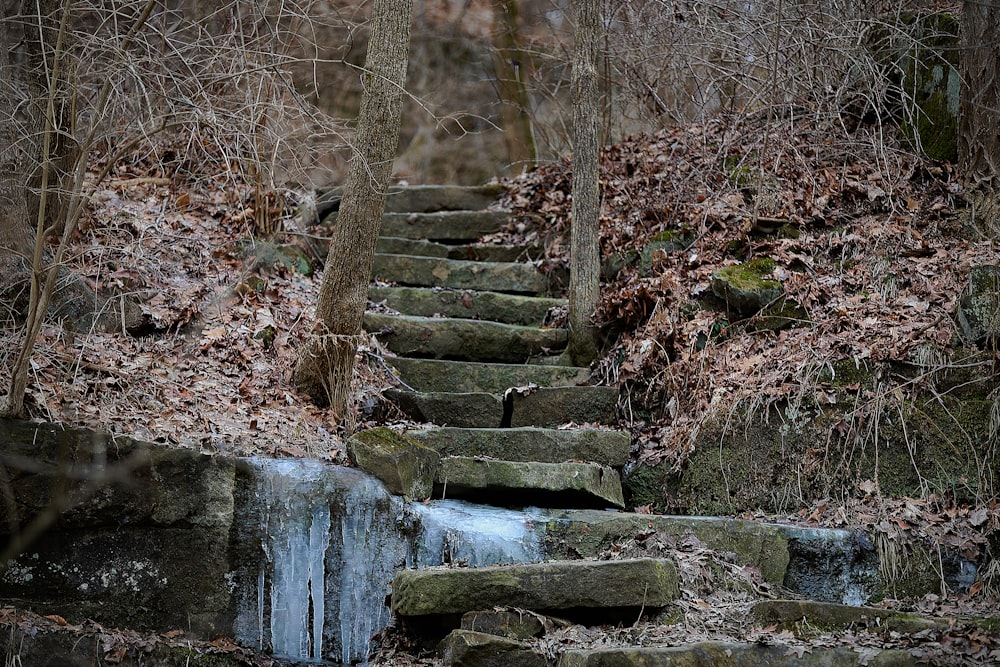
top-left (392, 558), bottom-right (679, 617)
top-left (436, 457), bottom-right (625, 509)
top-left (364, 313), bottom-right (567, 363)
top-left (386, 357), bottom-right (589, 394)
top-left (440, 629), bottom-right (547, 667)
top-left (347, 428), bottom-right (440, 499)
top-left (407, 427), bottom-right (630, 467)
top-left (370, 286), bottom-right (564, 326)
top-left (0, 420), bottom-right (236, 636)
top-left (957, 264), bottom-right (1000, 345)
top-left (558, 642), bottom-right (916, 667)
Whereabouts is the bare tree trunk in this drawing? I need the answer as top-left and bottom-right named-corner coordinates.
top-left (490, 0), bottom-right (536, 174)
top-left (958, 1), bottom-right (1000, 235)
top-left (567, 0), bottom-right (600, 365)
top-left (294, 0), bottom-right (413, 416)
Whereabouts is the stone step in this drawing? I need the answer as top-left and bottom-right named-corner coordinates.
top-left (369, 286), bottom-right (564, 326)
top-left (440, 630), bottom-right (546, 667)
top-left (372, 254), bottom-right (548, 295)
top-left (542, 511), bottom-right (792, 585)
top-left (381, 211), bottom-right (509, 241)
top-left (316, 183), bottom-right (505, 220)
top-left (385, 389), bottom-right (505, 428)
top-left (436, 456), bottom-right (625, 509)
top-left (364, 313), bottom-right (566, 363)
top-left (385, 385), bottom-right (618, 429)
top-left (391, 558), bottom-right (678, 617)
top-left (385, 357), bottom-right (590, 394)
top-left (508, 386), bottom-right (619, 427)
top-left (405, 427), bottom-right (630, 468)
top-left (558, 642), bottom-right (916, 667)
top-left (751, 599), bottom-right (955, 636)
top-left (376, 236), bottom-right (541, 263)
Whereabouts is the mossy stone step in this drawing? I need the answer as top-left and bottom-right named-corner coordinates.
top-left (372, 254), bottom-right (548, 295)
top-left (385, 357), bottom-right (589, 394)
top-left (381, 211), bottom-right (509, 241)
top-left (558, 642), bottom-right (915, 667)
top-left (391, 558), bottom-right (678, 617)
top-left (405, 427), bottom-right (630, 467)
top-left (437, 457), bottom-right (625, 509)
top-left (369, 286), bottom-right (564, 326)
top-left (376, 236), bottom-right (540, 262)
top-left (316, 183), bottom-right (504, 219)
top-left (542, 511), bottom-right (791, 585)
top-left (363, 313), bottom-right (567, 363)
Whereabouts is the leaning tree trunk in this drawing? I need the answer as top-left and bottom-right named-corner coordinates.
top-left (566, 0), bottom-right (601, 365)
top-left (958, 2), bottom-right (1000, 235)
top-left (294, 0), bottom-right (413, 416)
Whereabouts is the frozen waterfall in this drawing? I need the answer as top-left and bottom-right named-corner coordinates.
top-left (234, 459), bottom-right (548, 665)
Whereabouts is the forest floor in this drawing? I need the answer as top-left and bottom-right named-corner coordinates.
top-left (3, 103), bottom-right (1000, 663)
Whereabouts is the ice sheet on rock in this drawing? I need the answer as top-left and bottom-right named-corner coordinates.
top-left (411, 499), bottom-right (548, 567)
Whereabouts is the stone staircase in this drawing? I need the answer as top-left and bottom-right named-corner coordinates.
top-left (344, 186), bottom-right (956, 667)
top-left (359, 184), bottom-right (628, 511)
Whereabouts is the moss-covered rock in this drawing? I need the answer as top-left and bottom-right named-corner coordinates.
top-left (957, 264), bottom-right (1000, 345)
top-left (347, 427), bottom-right (440, 500)
top-left (392, 558), bottom-right (679, 617)
top-left (711, 258), bottom-right (783, 315)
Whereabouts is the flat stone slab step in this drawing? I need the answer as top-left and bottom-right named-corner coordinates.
top-left (542, 511), bottom-right (791, 585)
top-left (372, 254), bottom-right (548, 295)
top-left (405, 427), bottom-right (630, 467)
top-left (436, 456), bottom-right (625, 509)
top-left (385, 389), bottom-right (504, 428)
top-left (316, 183), bottom-right (504, 219)
top-left (377, 236), bottom-right (541, 262)
top-left (391, 558), bottom-right (678, 617)
top-left (385, 357), bottom-right (590, 393)
top-left (385, 385), bottom-right (618, 428)
top-left (364, 313), bottom-right (567, 363)
top-left (558, 642), bottom-right (916, 667)
top-left (381, 211), bottom-right (509, 241)
top-left (509, 386), bottom-right (619, 427)
top-left (751, 599), bottom-right (954, 635)
top-left (369, 286), bottom-right (564, 326)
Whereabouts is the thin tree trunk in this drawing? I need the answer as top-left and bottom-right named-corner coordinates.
top-left (490, 0), bottom-right (536, 174)
top-left (567, 0), bottom-right (600, 365)
top-left (958, 1), bottom-right (1000, 235)
top-left (294, 0), bottom-right (413, 416)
